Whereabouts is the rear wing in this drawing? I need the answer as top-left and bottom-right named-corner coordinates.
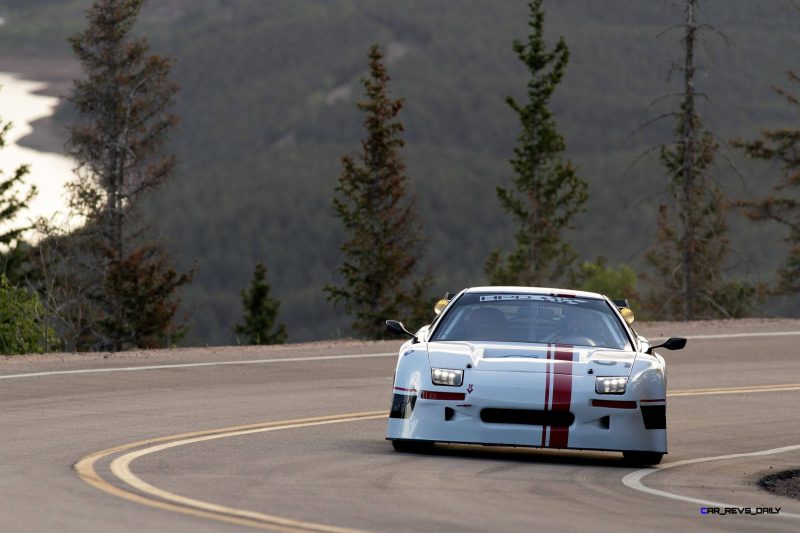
top-left (611, 298), bottom-right (635, 325)
top-left (611, 298), bottom-right (630, 309)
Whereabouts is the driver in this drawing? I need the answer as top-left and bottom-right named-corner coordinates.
top-left (554, 305), bottom-right (596, 346)
top-left (465, 306), bottom-right (508, 340)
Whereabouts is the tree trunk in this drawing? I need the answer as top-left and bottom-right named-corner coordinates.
top-left (680, 0), bottom-right (697, 320)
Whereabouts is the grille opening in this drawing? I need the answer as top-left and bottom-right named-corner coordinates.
top-left (480, 408), bottom-right (574, 427)
top-left (641, 405), bottom-right (666, 429)
top-left (389, 393), bottom-right (416, 419)
top-left (444, 407), bottom-right (455, 421)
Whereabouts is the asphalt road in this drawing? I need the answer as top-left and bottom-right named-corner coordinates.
top-left (2, 320), bottom-right (800, 532)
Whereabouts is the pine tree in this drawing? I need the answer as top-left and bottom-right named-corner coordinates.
top-left (734, 71), bottom-right (800, 295)
top-left (325, 44), bottom-right (431, 339)
top-left (0, 103), bottom-right (37, 283)
top-left (66, 0), bottom-right (191, 350)
top-left (235, 263), bottom-right (287, 345)
top-left (0, 103), bottom-right (52, 354)
top-left (645, 0), bottom-right (755, 319)
top-left (485, 0), bottom-right (587, 287)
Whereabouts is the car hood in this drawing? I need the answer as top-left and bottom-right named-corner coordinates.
top-left (426, 341), bottom-right (636, 377)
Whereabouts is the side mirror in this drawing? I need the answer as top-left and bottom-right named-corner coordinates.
top-left (386, 320), bottom-right (417, 342)
top-left (647, 337), bottom-right (687, 354)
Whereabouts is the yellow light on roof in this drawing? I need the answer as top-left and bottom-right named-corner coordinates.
top-left (434, 298), bottom-right (449, 315)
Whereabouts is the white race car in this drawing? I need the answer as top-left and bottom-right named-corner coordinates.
top-left (385, 286), bottom-right (686, 465)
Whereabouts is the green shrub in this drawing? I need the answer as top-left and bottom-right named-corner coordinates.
top-left (0, 275), bottom-right (56, 354)
top-left (572, 258), bottom-right (640, 313)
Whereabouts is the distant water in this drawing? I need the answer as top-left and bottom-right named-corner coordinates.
top-left (0, 72), bottom-right (77, 239)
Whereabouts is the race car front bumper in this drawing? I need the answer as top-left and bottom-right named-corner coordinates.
top-left (386, 371), bottom-right (666, 453)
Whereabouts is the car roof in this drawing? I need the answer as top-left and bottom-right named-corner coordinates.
top-left (463, 286), bottom-right (606, 300)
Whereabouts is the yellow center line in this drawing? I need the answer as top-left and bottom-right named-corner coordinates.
top-left (76, 411), bottom-right (387, 532)
top-left (74, 382), bottom-right (800, 531)
top-left (669, 383), bottom-right (800, 397)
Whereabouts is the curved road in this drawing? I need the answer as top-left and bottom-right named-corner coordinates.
top-left (2, 320), bottom-right (800, 532)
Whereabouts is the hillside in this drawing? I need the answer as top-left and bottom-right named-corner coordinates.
top-left (0, 0), bottom-right (798, 343)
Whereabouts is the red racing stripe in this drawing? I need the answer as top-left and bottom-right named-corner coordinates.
top-left (548, 344), bottom-right (574, 448)
top-left (541, 344), bottom-right (553, 447)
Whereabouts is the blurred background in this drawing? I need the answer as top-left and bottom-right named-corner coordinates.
top-left (0, 0), bottom-right (797, 345)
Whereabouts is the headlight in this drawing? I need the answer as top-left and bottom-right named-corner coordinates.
top-left (431, 368), bottom-right (464, 387)
top-left (595, 376), bottom-right (628, 394)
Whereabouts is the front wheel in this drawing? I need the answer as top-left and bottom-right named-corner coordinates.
top-left (391, 439), bottom-right (433, 453)
top-left (623, 451), bottom-right (664, 466)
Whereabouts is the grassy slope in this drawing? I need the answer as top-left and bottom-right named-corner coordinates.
top-left (1, 0), bottom-right (798, 343)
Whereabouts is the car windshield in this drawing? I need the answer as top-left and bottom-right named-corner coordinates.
top-left (430, 292), bottom-right (632, 350)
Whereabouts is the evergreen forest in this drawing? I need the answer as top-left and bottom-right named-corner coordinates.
top-left (0, 0), bottom-right (798, 344)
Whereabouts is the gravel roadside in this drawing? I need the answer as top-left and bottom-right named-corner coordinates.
top-left (1, 317), bottom-right (798, 373)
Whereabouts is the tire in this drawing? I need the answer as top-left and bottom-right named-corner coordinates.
top-left (391, 439), bottom-right (433, 453)
top-left (623, 451), bottom-right (664, 466)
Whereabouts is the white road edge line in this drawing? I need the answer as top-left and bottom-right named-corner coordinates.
top-left (622, 444), bottom-right (800, 518)
top-left (671, 331), bottom-right (800, 341)
top-left (0, 352), bottom-right (397, 380)
top-left (2, 329), bottom-right (799, 380)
